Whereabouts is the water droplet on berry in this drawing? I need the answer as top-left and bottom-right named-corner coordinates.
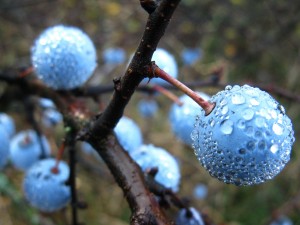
top-left (220, 120), bottom-right (234, 134)
top-left (250, 98), bottom-right (260, 106)
top-left (258, 140), bottom-right (266, 150)
top-left (239, 148), bottom-right (246, 154)
top-left (246, 141), bottom-right (255, 150)
top-left (225, 85), bottom-right (232, 90)
top-left (221, 105), bottom-right (228, 115)
top-left (255, 117), bottom-right (266, 128)
top-left (243, 109), bottom-right (254, 120)
top-left (231, 93), bottom-right (245, 105)
top-left (237, 119), bottom-right (246, 129)
top-left (272, 123), bottom-right (283, 135)
top-left (270, 144), bottom-right (279, 153)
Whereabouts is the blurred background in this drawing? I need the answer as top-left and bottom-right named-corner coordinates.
top-left (0, 0), bottom-right (300, 224)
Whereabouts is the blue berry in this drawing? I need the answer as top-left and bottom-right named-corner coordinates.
top-left (102, 47), bottom-right (126, 65)
top-left (10, 130), bottom-right (51, 171)
top-left (169, 92), bottom-right (210, 146)
top-left (31, 25), bottom-right (97, 90)
top-left (0, 125), bottom-right (10, 169)
top-left (181, 48), bottom-right (202, 66)
top-left (42, 108), bottom-right (63, 127)
top-left (193, 183), bottom-right (208, 200)
top-left (131, 144), bottom-right (181, 192)
top-left (114, 116), bottom-right (143, 153)
top-left (176, 207), bottom-right (204, 225)
top-left (141, 48), bottom-right (178, 86)
top-left (270, 216), bottom-right (293, 225)
top-left (23, 158), bottom-right (70, 212)
top-left (39, 98), bottom-right (56, 109)
top-left (192, 85), bottom-right (295, 186)
top-left (0, 113), bottom-right (15, 138)
top-left (137, 98), bottom-right (158, 118)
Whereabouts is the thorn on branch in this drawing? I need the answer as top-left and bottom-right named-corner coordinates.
top-left (140, 0), bottom-right (159, 14)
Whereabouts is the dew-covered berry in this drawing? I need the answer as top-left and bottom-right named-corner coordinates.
top-left (0, 125), bottom-right (10, 169)
top-left (131, 144), bottom-right (181, 192)
top-left (10, 130), bottom-right (51, 171)
top-left (23, 158), bottom-right (70, 212)
top-left (31, 25), bottom-right (97, 90)
top-left (175, 207), bottom-right (205, 225)
top-left (192, 85), bottom-right (295, 186)
top-left (0, 113), bottom-right (15, 138)
top-left (102, 47), bottom-right (126, 65)
top-left (169, 92), bottom-right (210, 146)
top-left (137, 98), bottom-right (158, 118)
top-left (141, 48), bottom-right (178, 86)
top-left (114, 116), bottom-right (143, 153)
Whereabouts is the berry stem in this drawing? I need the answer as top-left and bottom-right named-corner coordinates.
top-left (152, 64), bottom-right (216, 115)
top-left (151, 84), bottom-right (183, 106)
top-left (51, 140), bottom-right (65, 174)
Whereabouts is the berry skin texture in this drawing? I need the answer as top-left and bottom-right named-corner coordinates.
top-left (23, 158), bottom-right (70, 212)
top-left (192, 85), bottom-right (295, 186)
top-left (31, 25), bottom-right (97, 90)
top-left (131, 144), bottom-right (181, 192)
top-left (0, 113), bottom-right (15, 138)
top-left (142, 48), bottom-right (178, 86)
top-left (169, 92), bottom-right (210, 147)
top-left (175, 207), bottom-right (205, 225)
top-left (0, 125), bottom-right (10, 169)
top-left (114, 116), bottom-right (143, 153)
top-left (137, 98), bottom-right (158, 118)
top-left (10, 130), bottom-right (51, 171)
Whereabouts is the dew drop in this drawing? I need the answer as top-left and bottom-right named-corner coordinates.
top-left (272, 123), bottom-right (283, 135)
top-left (225, 85), bottom-right (232, 90)
top-left (246, 141), bottom-right (255, 150)
top-left (278, 105), bottom-right (285, 114)
top-left (255, 131), bottom-right (262, 138)
top-left (239, 148), bottom-right (246, 154)
top-left (270, 144), bottom-right (279, 153)
top-left (250, 98), bottom-right (260, 106)
top-left (255, 117), bottom-right (266, 128)
top-left (258, 140), bottom-right (266, 150)
top-left (220, 120), bottom-right (234, 135)
top-left (221, 105), bottom-right (229, 115)
top-left (237, 119), bottom-right (246, 129)
top-left (231, 93), bottom-right (245, 105)
top-left (243, 109), bottom-right (254, 120)
top-left (245, 126), bottom-right (254, 136)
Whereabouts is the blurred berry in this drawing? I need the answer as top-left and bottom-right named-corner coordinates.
top-left (114, 116), bottom-right (143, 153)
top-left (181, 48), bottom-right (202, 66)
top-left (138, 98), bottom-right (158, 118)
top-left (0, 113), bottom-right (15, 138)
top-left (102, 47), bottom-right (126, 65)
top-left (131, 144), bottom-right (181, 192)
top-left (193, 183), bottom-right (208, 200)
top-left (0, 125), bottom-right (10, 169)
top-left (10, 130), bottom-right (51, 171)
top-left (23, 158), bottom-right (70, 212)
top-left (176, 207), bottom-right (205, 225)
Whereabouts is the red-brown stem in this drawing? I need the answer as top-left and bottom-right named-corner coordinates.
top-left (153, 65), bottom-right (216, 115)
top-left (19, 66), bottom-right (33, 78)
top-left (51, 141), bottom-right (65, 174)
top-left (151, 84), bottom-right (183, 106)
